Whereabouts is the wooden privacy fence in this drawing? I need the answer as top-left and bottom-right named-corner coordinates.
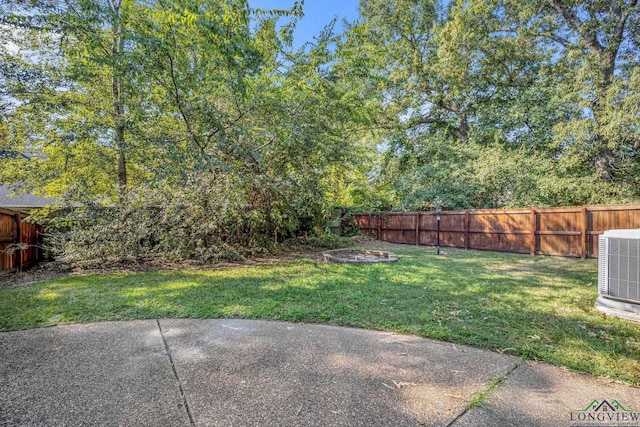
top-left (0, 208), bottom-right (43, 272)
top-left (352, 204), bottom-right (640, 259)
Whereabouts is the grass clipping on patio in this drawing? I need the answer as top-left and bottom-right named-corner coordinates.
top-left (1, 244), bottom-right (638, 386)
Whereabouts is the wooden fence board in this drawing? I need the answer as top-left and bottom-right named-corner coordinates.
top-left (352, 204), bottom-right (640, 258)
top-left (0, 209), bottom-right (41, 272)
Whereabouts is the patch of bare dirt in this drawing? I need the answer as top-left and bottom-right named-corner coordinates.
top-left (0, 263), bottom-right (73, 289)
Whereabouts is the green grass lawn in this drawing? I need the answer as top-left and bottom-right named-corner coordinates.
top-left (1, 244), bottom-right (639, 385)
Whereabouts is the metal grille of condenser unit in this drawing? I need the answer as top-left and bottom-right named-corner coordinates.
top-left (598, 235), bottom-right (609, 295)
top-left (599, 234), bottom-right (640, 303)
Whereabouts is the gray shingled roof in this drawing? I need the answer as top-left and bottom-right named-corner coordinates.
top-left (0, 185), bottom-right (57, 209)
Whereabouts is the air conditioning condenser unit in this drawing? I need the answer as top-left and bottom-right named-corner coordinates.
top-left (596, 229), bottom-right (640, 323)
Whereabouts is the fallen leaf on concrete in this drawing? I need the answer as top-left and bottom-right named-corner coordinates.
top-left (392, 379), bottom-right (418, 389)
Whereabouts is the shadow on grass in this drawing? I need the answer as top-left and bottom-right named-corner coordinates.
top-left (0, 251), bottom-right (638, 385)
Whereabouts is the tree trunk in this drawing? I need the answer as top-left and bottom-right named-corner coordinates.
top-left (548, 1), bottom-right (631, 183)
top-left (457, 114), bottom-right (469, 143)
top-left (114, 75), bottom-right (127, 197)
top-left (594, 145), bottom-right (616, 182)
top-left (437, 100), bottom-right (469, 143)
top-left (593, 105), bottom-right (615, 182)
top-left (591, 59), bottom-right (617, 183)
top-left (112, 11), bottom-right (127, 199)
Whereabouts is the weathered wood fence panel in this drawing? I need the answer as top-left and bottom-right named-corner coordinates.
top-left (352, 204), bottom-right (640, 259)
top-left (0, 208), bottom-right (42, 272)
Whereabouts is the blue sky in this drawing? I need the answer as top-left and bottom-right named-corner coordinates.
top-left (249, 0), bottom-right (361, 48)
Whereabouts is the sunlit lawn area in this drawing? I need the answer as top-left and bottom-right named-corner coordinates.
top-left (1, 244), bottom-right (639, 385)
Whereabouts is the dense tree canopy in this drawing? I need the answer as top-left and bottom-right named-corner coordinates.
top-left (341, 0), bottom-right (639, 209)
top-left (0, 0), bottom-right (638, 260)
top-left (0, 0), bottom-right (369, 259)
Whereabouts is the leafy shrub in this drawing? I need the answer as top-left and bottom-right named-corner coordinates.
top-left (307, 233), bottom-right (353, 249)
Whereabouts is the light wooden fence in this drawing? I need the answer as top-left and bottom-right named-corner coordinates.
top-left (352, 204), bottom-right (640, 258)
top-left (0, 208), bottom-right (43, 272)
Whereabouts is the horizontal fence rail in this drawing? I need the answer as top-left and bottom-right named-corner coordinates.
top-left (352, 204), bottom-right (640, 259)
top-left (0, 208), bottom-right (43, 272)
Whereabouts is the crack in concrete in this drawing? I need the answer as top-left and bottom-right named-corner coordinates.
top-left (157, 319), bottom-right (196, 426)
top-left (445, 357), bottom-right (525, 427)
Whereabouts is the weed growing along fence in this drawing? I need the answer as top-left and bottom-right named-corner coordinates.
top-left (352, 204), bottom-right (640, 258)
top-left (0, 208), bottom-right (42, 272)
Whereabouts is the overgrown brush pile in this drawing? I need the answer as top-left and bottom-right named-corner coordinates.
top-left (41, 174), bottom-right (324, 263)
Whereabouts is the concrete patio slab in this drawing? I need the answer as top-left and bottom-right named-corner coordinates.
top-left (1, 319), bottom-right (639, 427)
top-left (159, 319), bottom-right (519, 427)
top-left (0, 320), bottom-right (189, 427)
top-left (452, 361), bottom-right (640, 427)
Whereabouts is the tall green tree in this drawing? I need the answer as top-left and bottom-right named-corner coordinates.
top-left (0, 0), bottom-right (149, 200)
top-left (508, 0), bottom-right (639, 183)
top-left (2, 0), bottom-right (373, 260)
top-left (341, 0), bottom-right (639, 209)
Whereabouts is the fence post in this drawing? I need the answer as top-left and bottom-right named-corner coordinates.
top-left (530, 209), bottom-right (536, 255)
top-left (377, 213), bottom-right (382, 241)
top-left (14, 212), bottom-right (22, 271)
top-left (581, 206), bottom-right (588, 259)
top-left (464, 210), bottom-right (470, 250)
top-left (415, 213), bottom-right (420, 245)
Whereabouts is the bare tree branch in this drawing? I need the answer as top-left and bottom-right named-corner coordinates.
top-left (550, 1), bottom-right (603, 54)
